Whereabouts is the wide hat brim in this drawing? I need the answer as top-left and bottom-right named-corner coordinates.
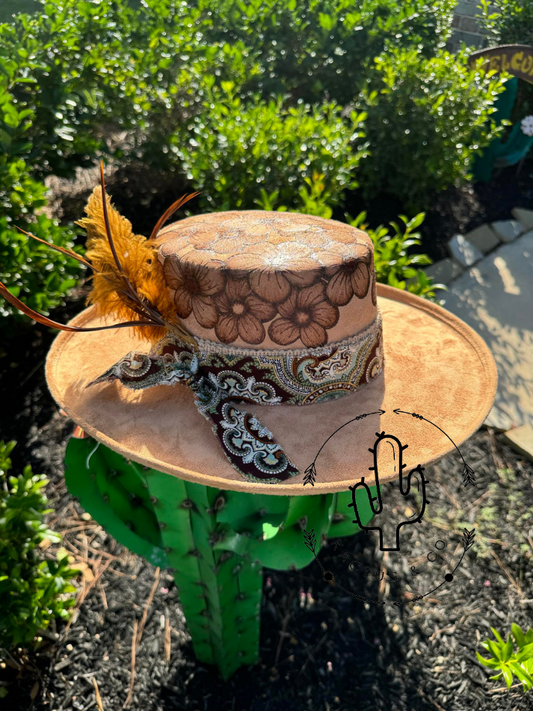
top-left (46, 284), bottom-right (497, 496)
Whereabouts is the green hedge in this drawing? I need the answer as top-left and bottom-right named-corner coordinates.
top-left (354, 48), bottom-right (507, 211)
top-left (0, 53), bottom-right (82, 324)
top-left (478, 0), bottom-right (533, 46)
top-left (0, 441), bottom-right (77, 652)
top-left (196, 0), bottom-right (456, 103)
top-left (173, 83), bottom-right (368, 211)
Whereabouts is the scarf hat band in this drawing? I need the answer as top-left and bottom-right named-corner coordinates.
top-left (90, 312), bottom-right (384, 484)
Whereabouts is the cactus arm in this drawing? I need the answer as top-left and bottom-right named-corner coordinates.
top-left (329, 486), bottom-right (377, 538)
top-left (63, 436), bottom-right (168, 567)
top-left (215, 491), bottom-right (290, 537)
top-left (213, 493), bottom-right (333, 571)
top-left (283, 494), bottom-right (321, 528)
top-left (241, 493), bottom-right (335, 570)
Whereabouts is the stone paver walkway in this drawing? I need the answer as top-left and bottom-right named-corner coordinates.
top-left (431, 214), bottom-right (533, 435)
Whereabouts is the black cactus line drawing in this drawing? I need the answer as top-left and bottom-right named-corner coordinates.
top-left (348, 431), bottom-right (429, 552)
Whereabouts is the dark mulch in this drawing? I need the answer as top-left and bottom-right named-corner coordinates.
top-left (1, 304), bottom-right (533, 710)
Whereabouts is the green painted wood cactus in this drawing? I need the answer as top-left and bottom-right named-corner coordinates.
top-left (64, 435), bottom-right (376, 679)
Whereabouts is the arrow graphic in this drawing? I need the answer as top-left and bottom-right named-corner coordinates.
top-left (393, 408), bottom-right (476, 486)
top-left (303, 409), bottom-right (386, 486)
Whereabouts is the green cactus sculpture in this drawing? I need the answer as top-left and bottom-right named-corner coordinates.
top-left (348, 431), bottom-right (428, 551)
top-left (64, 434), bottom-right (376, 679)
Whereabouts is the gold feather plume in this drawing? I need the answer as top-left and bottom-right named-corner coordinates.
top-left (78, 186), bottom-right (174, 342)
top-left (0, 161), bottom-right (200, 347)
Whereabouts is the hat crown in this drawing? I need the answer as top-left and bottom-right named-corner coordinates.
top-left (157, 210), bottom-right (377, 350)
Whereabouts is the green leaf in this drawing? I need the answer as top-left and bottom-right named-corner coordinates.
top-left (488, 639), bottom-right (503, 660)
top-left (509, 661), bottom-right (533, 689)
top-left (491, 627), bottom-right (505, 645)
top-left (476, 651), bottom-right (501, 669)
top-left (502, 667), bottom-right (513, 688)
top-left (516, 643), bottom-right (533, 662)
top-left (512, 624), bottom-right (526, 648)
top-left (502, 638), bottom-right (514, 662)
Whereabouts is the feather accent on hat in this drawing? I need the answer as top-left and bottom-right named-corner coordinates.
top-left (0, 161), bottom-right (199, 348)
top-left (77, 186), bottom-right (173, 342)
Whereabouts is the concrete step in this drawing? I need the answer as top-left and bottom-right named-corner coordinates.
top-left (447, 234), bottom-right (484, 267)
top-left (440, 230), bottom-right (533, 430)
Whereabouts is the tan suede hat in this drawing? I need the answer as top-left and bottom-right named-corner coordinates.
top-left (42, 209), bottom-right (498, 496)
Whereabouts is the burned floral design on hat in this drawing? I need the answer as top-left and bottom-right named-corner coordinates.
top-left (158, 210), bottom-right (376, 348)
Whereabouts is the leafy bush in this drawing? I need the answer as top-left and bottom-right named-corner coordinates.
top-left (0, 156), bottom-right (80, 326)
top-left (477, 624), bottom-right (533, 692)
top-left (0, 441), bottom-right (77, 651)
top-left (197, 0), bottom-right (456, 104)
top-left (346, 211), bottom-right (443, 299)
top-left (173, 83), bottom-right (367, 211)
top-left (0, 162), bottom-right (83, 324)
top-left (0, 3), bottom-right (124, 178)
top-left (256, 172), bottom-right (336, 218)
top-left (354, 47), bottom-right (508, 211)
top-left (0, 28), bottom-right (84, 325)
top-left (0, 0), bottom-right (262, 178)
top-left (0, 215), bottom-right (82, 325)
top-left (478, 0), bottom-right (533, 46)
top-left (0, 1), bottom-right (39, 24)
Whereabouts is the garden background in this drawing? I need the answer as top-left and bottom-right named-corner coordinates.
top-left (1, 1), bottom-right (533, 709)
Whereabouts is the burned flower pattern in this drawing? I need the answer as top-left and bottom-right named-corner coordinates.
top-left (268, 282), bottom-right (339, 348)
top-left (159, 211), bottom-right (376, 347)
top-left (214, 277), bottom-right (276, 345)
top-left (163, 259), bottom-right (224, 329)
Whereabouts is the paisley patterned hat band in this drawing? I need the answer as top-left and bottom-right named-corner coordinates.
top-left (88, 312), bottom-right (384, 484)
